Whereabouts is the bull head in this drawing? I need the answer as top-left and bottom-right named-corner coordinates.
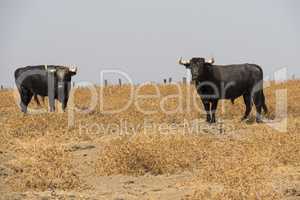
top-left (55, 65), bottom-right (77, 111)
top-left (56, 66), bottom-right (77, 79)
top-left (178, 57), bottom-right (208, 81)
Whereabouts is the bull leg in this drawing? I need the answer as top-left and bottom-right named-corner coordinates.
top-left (34, 95), bottom-right (41, 106)
top-left (19, 88), bottom-right (33, 113)
top-left (241, 93), bottom-right (252, 121)
top-left (61, 99), bottom-right (67, 112)
top-left (262, 103), bottom-right (268, 115)
top-left (60, 94), bottom-right (68, 112)
top-left (201, 99), bottom-right (211, 123)
top-left (253, 91), bottom-right (263, 123)
top-left (255, 105), bottom-right (262, 123)
top-left (48, 96), bottom-right (55, 112)
top-left (210, 100), bottom-right (218, 123)
top-left (58, 98), bottom-right (67, 113)
top-left (261, 91), bottom-right (268, 115)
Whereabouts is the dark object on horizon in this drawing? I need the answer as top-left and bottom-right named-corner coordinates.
top-left (178, 57), bottom-right (268, 123)
top-left (14, 65), bottom-right (77, 113)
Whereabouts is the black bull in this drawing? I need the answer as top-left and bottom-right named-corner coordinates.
top-left (179, 57), bottom-right (268, 123)
top-left (14, 65), bottom-right (77, 113)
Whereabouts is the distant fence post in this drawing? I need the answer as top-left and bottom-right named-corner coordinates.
top-left (0, 85), bottom-right (3, 90)
top-left (118, 78), bottom-right (122, 86)
top-left (163, 79), bottom-right (167, 84)
top-left (182, 77), bottom-right (187, 84)
top-left (292, 74), bottom-right (295, 80)
top-left (168, 77), bottom-right (172, 84)
top-left (72, 82), bottom-right (75, 88)
top-left (104, 80), bottom-right (108, 87)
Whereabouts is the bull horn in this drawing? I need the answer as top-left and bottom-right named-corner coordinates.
top-left (69, 65), bottom-right (77, 73)
top-left (45, 65), bottom-right (56, 72)
top-left (207, 57), bottom-right (215, 64)
top-left (178, 57), bottom-right (190, 65)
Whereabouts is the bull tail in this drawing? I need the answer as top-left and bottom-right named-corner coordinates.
top-left (261, 91), bottom-right (268, 114)
top-left (258, 65), bottom-right (268, 114)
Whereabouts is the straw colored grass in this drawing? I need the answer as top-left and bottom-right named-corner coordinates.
top-left (0, 80), bottom-right (299, 199)
top-left (96, 134), bottom-right (210, 175)
top-left (5, 139), bottom-right (80, 191)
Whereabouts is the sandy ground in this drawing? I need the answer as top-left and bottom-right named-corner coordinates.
top-left (1, 132), bottom-right (300, 200)
top-left (0, 141), bottom-right (196, 200)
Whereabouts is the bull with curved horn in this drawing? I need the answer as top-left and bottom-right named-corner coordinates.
top-left (177, 56), bottom-right (268, 123)
top-left (14, 64), bottom-right (78, 113)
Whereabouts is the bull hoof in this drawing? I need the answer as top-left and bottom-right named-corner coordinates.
top-left (256, 119), bottom-right (263, 123)
top-left (209, 119), bottom-right (216, 123)
top-left (241, 117), bottom-right (249, 122)
top-left (206, 117), bottom-right (211, 123)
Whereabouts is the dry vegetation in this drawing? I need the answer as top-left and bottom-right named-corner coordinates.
top-left (0, 80), bottom-right (300, 199)
top-left (5, 138), bottom-right (80, 191)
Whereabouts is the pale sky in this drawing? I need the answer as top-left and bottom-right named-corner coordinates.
top-left (0, 0), bottom-right (299, 87)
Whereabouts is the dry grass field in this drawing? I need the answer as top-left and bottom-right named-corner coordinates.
top-left (0, 80), bottom-right (300, 199)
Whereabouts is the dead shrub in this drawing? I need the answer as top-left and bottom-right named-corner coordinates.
top-left (96, 133), bottom-right (209, 175)
top-left (6, 139), bottom-right (80, 191)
